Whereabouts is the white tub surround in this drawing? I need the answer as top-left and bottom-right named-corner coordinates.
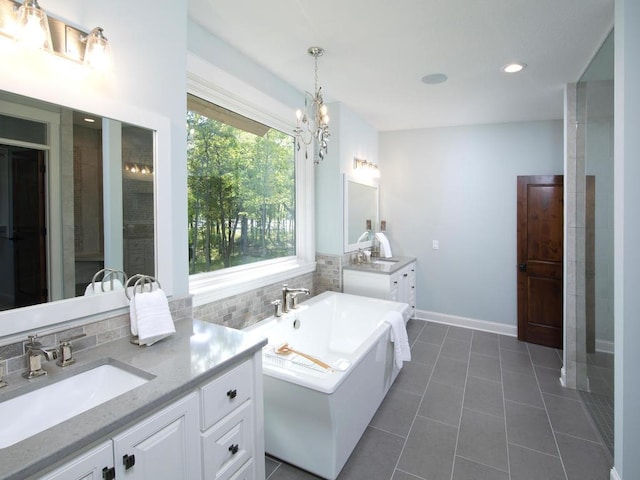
top-left (245, 291), bottom-right (410, 479)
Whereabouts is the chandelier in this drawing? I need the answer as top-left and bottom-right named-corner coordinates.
top-left (294, 46), bottom-right (330, 164)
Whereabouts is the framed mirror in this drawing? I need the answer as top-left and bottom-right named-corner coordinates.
top-left (343, 174), bottom-right (378, 253)
top-left (0, 90), bottom-right (164, 338)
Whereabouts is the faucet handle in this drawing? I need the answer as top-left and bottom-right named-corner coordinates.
top-left (58, 334), bottom-right (85, 367)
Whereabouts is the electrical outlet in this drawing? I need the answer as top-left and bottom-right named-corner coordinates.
top-left (432, 240), bottom-right (439, 250)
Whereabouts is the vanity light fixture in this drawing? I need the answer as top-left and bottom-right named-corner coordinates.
top-left (353, 157), bottom-right (379, 171)
top-left (294, 46), bottom-right (330, 165)
top-left (502, 62), bottom-right (526, 73)
top-left (0, 0), bottom-right (111, 71)
top-left (14, 0), bottom-right (51, 51)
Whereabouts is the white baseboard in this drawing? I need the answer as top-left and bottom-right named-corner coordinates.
top-left (611, 466), bottom-right (621, 480)
top-left (596, 339), bottom-right (615, 354)
top-left (415, 309), bottom-right (517, 337)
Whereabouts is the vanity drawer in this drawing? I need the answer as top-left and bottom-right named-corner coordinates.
top-left (202, 400), bottom-right (254, 480)
top-left (201, 360), bottom-right (253, 430)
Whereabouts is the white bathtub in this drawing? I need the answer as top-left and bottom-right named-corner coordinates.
top-left (245, 291), bottom-right (410, 479)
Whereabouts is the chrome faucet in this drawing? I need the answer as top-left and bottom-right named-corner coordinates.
top-left (23, 335), bottom-right (59, 379)
top-left (282, 284), bottom-right (310, 313)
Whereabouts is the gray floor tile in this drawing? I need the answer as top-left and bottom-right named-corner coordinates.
top-left (266, 456), bottom-right (280, 478)
top-left (535, 365), bottom-right (581, 400)
top-left (394, 361), bottom-right (434, 395)
top-left (418, 322), bottom-right (448, 345)
top-left (406, 320), bottom-right (425, 346)
top-left (471, 334), bottom-right (500, 358)
top-left (419, 380), bottom-right (464, 427)
top-left (555, 432), bottom-right (612, 480)
top-left (440, 337), bottom-right (472, 362)
top-left (464, 376), bottom-right (504, 417)
top-left (499, 334), bottom-right (529, 353)
top-left (370, 386), bottom-right (422, 437)
top-left (508, 444), bottom-right (566, 480)
top-left (544, 393), bottom-right (600, 442)
top-left (473, 330), bottom-right (499, 341)
top-left (500, 349), bottom-right (535, 376)
top-left (502, 369), bottom-right (545, 408)
top-left (457, 408), bottom-right (508, 471)
top-left (391, 470), bottom-right (424, 480)
top-left (505, 400), bottom-right (558, 456)
top-left (410, 340), bottom-right (440, 366)
top-left (398, 416), bottom-right (457, 480)
top-left (528, 344), bottom-right (563, 369)
top-left (468, 352), bottom-right (502, 383)
top-left (446, 325), bottom-right (473, 343)
top-left (431, 356), bottom-right (468, 389)
top-left (452, 456), bottom-right (509, 480)
top-left (337, 427), bottom-right (405, 480)
top-left (268, 462), bottom-right (323, 480)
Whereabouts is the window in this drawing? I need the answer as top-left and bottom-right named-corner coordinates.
top-left (187, 93), bottom-right (296, 275)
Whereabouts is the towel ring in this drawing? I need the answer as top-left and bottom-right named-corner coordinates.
top-left (125, 274), bottom-right (162, 301)
top-left (90, 268), bottom-right (128, 293)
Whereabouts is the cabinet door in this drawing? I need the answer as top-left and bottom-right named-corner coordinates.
top-left (113, 393), bottom-right (200, 479)
top-left (38, 441), bottom-right (113, 480)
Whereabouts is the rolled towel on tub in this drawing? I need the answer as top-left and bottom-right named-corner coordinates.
top-left (383, 310), bottom-right (411, 368)
top-left (130, 289), bottom-right (176, 346)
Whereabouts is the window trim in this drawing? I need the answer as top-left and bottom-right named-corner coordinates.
top-left (187, 53), bottom-right (315, 307)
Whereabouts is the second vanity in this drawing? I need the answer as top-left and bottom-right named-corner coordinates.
top-left (0, 319), bottom-right (267, 480)
top-left (343, 256), bottom-right (416, 318)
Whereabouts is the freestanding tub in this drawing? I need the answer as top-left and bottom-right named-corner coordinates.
top-left (245, 291), bottom-right (410, 479)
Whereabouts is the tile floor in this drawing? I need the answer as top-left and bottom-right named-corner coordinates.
top-left (264, 320), bottom-right (613, 480)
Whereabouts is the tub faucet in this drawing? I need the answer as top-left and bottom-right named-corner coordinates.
top-left (282, 284), bottom-right (310, 313)
top-left (23, 335), bottom-right (58, 379)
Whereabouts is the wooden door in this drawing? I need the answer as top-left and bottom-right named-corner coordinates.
top-left (517, 176), bottom-right (563, 348)
top-left (12, 148), bottom-right (47, 307)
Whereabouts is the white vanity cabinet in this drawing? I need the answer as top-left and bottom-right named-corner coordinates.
top-left (343, 260), bottom-right (416, 318)
top-left (35, 353), bottom-right (265, 480)
top-left (37, 441), bottom-right (113, 480)
top-left (112, 393), bottom-right (200, 479)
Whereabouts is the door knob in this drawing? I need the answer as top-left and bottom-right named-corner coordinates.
top-left (518, 263), bottom-right (527, 272)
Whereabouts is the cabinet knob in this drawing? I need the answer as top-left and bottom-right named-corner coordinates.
top-left (229, 444), bottom-right (239, 455)
top-left (403, 273), bottom-right (408, 277)
top-left (393, 281), bottom-right (398, 285)
top-left (227, 389), bottom-right (237, 399)
top-left (102, 467), bottom-right (116, 480)
top-left (123, 454), bottom-right (136, 470)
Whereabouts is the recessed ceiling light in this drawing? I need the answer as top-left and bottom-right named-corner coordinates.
top-left (502, 62), bottom-right (526, 73)
top-left (421, 73), bottom-right (448, 85)
top-left (83, 117), bottom-right (96, 123)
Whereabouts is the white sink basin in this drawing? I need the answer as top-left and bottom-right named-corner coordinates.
top-left (0, 362), bottom-right (152, 448)
top-left (373, 260), bottom-right (398, 265)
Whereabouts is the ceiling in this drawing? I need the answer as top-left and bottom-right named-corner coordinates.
top-left (187, 0), bottom-right (614, 132)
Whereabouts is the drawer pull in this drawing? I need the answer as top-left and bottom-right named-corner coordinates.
top-left (123, 454), bottom-right (136, 470)
top-left (229, 444), bottom-right (239, 455)
top-left (102, 466), bottom-right (116, 480)
top-left (227, 389), bottom-right (237, 399)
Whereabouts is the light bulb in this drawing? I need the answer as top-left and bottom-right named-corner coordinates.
top-left (320, 104), bottom-right (328, 116)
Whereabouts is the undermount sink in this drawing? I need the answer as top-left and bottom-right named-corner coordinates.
top-left (373, 259), bottom-right (398, 265)
top-left (0, 361), bottom-right (153, 449)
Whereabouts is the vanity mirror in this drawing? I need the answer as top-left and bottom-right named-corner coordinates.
top-left (0, 89), bottom-right (159, 338)
top-left (343, 174), bottom-right (378, 253)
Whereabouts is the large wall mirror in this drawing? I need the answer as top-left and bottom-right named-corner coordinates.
top-left (0, 90), bottom-right (158, 338)
top-left (343, 174), bottom-right (378, 253)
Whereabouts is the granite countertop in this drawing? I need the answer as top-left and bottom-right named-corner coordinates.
top-left (0, 319), bottom-right (267, 480)
top-left (342, 255), bottom-right (416, 274)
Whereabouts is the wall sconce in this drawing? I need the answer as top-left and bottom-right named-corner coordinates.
top-left (353, 157), bottom-right (379, 171)
top-left (0, 0), bottom-right (111, 70)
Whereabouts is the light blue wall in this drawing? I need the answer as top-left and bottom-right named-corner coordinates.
top-left (614, 0), bottom-right (640, 478)
top-left (379, 121), bottom-right (563, 326)
top-left (316, 102), bottom-right (379, 255)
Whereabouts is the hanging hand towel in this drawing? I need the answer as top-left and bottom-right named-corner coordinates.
top-left (383, 310), bottom-right (411, 369)
top-left (375, 232), bottom-right (393, 258)
top-left (130, 289), bottom-right (176, 346)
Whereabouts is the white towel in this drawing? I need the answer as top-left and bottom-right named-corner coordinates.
top-left (375, 232), bottom-right (393, 258)
top-left (130, 289), bottom-right (175, 346)
top-left (383, 310), bottom-right (411, 368)
top-left (84, 279), bottom-right (124, 296)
